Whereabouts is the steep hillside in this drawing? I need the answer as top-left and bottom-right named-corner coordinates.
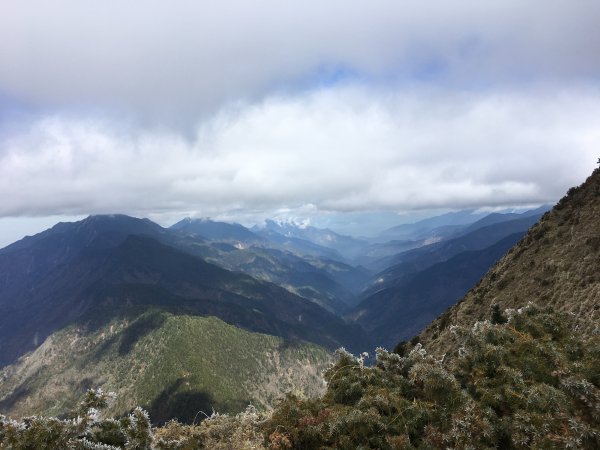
top-left (0, 310), bottom-right (331, 424)
top-left (421, 167), bottom-right (600, 356)
top-left (351, 233), bottom-right (525, 348)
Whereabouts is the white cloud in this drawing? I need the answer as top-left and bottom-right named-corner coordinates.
top-left (1, 0), bottom-right (599, 234)
top-left (1, 85), bottom-right (598, 221)
top-left (1, 1), bottom-right (599, 122)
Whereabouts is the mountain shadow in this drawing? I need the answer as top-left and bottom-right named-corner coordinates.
top-left (146, 378), bottom-right (217, 426)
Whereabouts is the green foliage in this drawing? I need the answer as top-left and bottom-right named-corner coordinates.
top-left (264, 306), bottom-right (600, 449)
top-left (0, 389), bottom-right (153, 450)
top-left (1, 307), bottom-right (598, 449)
top-left (0, 311), bottom-right (331, 423)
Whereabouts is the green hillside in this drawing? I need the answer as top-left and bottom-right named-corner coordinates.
top-left (0, 309), bottom-right (331, 424)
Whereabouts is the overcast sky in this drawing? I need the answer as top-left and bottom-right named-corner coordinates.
top-left (1, 0), bottom-right (599, 246)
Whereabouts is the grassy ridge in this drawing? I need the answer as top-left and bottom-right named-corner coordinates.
top-left (0, 310), bottom-right (332, 424)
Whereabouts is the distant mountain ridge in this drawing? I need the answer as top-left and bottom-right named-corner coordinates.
top-left (351, 232), bottom-right (526, 348)
top-left (376, 209), bottom-right (488, 241)
top-left (170, 218), bottom-right (265, 244)
top-left (347, 210), bottom-right (547, 348)
top-left (366, 213), bottom-right (545, 285)
top-left (253, 219), bottom-right (370, 261)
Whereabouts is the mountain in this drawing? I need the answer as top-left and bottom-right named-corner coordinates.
top-left (376, 209), bottom-right (488, 242)
top-left (170, 218), bottom-right (265, 245)
top-left (0, 214), bottom-right (374, 422)
top-left (0, 215), bottom-right (368, 368)
top-left (351, 232), bottom-right (525, 348)
top-left (164, 220), bottom-right (371, 313)
top-left (0, 310), bottom-right (331, 424)
top-left (459, 204), bottom-right (551, 234)
top-left (254, 219), bottom-right (369, 261)
top-left (355, 239), bottom-right (425, 268)
top-left (1, 171), bottom-right (598, 446)
top-left (199, 246), bottom-right (370, 313)
top-left (251, 226), bottom-right (346, 261)
top-left (366, 212), bottom-right (545, 277)
top-left (420, 167), bottom-right (600, 356)
top-left (258, 171), bottom-right (600, 449)
top-left (0, 214), bottom-right (166, 254)
top-left (350, 210), bottom-right (546, 348)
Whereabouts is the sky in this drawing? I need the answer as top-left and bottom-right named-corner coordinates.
top-left (1, 0), bottom-right (599, 246)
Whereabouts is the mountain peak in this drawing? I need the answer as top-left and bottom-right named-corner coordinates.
top-left (72, 214), bottom-right (163, 237)
top-left (81, 213), bottom-right (157, 226)
top-left (259, 217), bottom-right (312, 231)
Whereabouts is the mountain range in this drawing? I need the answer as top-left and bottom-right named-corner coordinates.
top-left (0, 201), bottom-right (553, 422)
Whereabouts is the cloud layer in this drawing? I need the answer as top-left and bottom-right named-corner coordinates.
top-left (2, 1), bottom-right (600, 120)
top-left (1, 86), bottom-right (598, 221)
top-left (0, 1), bottom-right (599, 227)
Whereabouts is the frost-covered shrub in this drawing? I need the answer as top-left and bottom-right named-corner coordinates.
top-left (264, 306), bottom-right (600, 449)
top-left (152, 420), bottom-right (203, 450)
top-left (0, 389), bottom-right (152, 450)
top-left (1, 306), bottom-right (598, 449)
top-left (197, 406), bottom-right (267, 449)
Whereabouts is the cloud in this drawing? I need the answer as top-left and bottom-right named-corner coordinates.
top-left (1, 1), bottom-right (599, 229)
top-left (1, 1), bottom-right (599, 123)
top-left (1, 85), bottom-right (598, 221)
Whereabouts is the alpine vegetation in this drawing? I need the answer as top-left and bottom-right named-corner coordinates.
top-left (1, 305), bottom-right (598, 449)
top-left (262, 305), bottom-right (600, 449)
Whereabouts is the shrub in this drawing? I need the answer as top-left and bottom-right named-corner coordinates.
top-left (264, 306), bottom-right (600, 449)
top-left (1, 307), bottom-right (598, 449)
